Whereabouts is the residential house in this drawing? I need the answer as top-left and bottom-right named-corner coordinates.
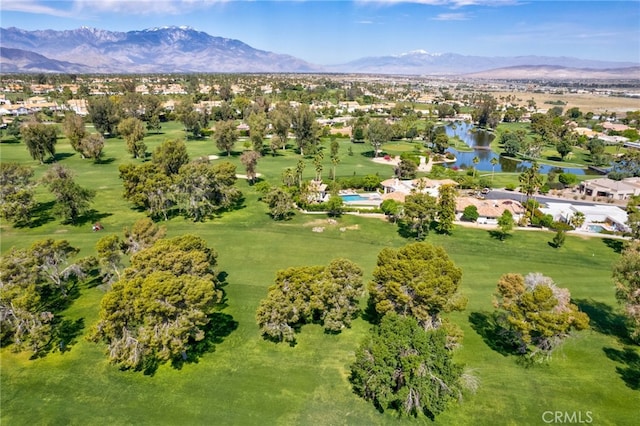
top-left (380, 178), bottom-right (459, 200)
top-left (66, 99), bottom-right (89, 116)
top-left (579, 177), bottom-right (640, 200)
top-left (455, 197), bottom-right (525, 225)
top-left (540, 202), bottom-right (630, 233)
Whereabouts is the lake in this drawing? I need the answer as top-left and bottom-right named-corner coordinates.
top-left (443, 121), bottom-right (600, 176)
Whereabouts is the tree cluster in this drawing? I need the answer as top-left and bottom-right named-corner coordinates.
top-left (0, 162), bottom-right (37, 227)
top-left (42, 164), bottom-right (96, 224)
top-left (90, 235), bottom-right (222, 370)
top-left (350, 313), bottom-right (466, 418)
top-left (119, 139), bottom-right (241, 221)
top-left (613, 241), bottom-right (640, 343)
top-left (20, 121), bottom-right (57, 163)
top-left (493, 272), bottom-right (589, 361)
top-left (95, 218), bottom-right (167, 285)
top-left (351, 242), bottom-right (469, 418)
top-left (0, 239), bottom-right (91, 354)
top-left (256, 258), bottom-right (364, 344)
top-left (368, 242), bottom-right (466, 335)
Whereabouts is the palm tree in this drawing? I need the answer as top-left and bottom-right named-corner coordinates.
top-left (472, 156), bottom-right (480, 178)
top-left (570, 211), bottom-right (586, 229)
top-left (490, 157), bottom-right (499, 183)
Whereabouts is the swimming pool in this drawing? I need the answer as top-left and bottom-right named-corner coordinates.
top-left (588, 224), bottom-right (605, 233)
top-left (341, 194), bottom-right (371, 202)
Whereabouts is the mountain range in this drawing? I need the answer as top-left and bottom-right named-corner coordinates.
top-left (1, 26), bottom-right (639, 78)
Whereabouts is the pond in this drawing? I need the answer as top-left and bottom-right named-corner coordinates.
top-left (443, 121), bottom-right (600, 176)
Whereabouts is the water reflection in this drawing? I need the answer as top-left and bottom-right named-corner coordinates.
top-left (443, 121), bottom-right (595, 176)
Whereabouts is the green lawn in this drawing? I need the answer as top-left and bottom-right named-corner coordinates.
top-left (1, 125), bottom-right (638, 425)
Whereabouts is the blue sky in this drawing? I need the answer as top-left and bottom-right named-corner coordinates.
top-left (2, 1), bottom-right (639, 64)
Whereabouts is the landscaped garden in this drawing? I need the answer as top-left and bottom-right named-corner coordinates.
top-left (1, 123), bottom-right (638, 425)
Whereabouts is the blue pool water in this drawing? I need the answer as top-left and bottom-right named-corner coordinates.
top-left (341, 194), bottom-right (370, 202)
top-left (588, 225), bottom-right (605, 233)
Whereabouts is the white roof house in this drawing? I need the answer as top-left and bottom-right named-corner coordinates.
top-left (380, 178), bottom-right (458, 198)
top-left (540, 202), bottom-right (630, 233)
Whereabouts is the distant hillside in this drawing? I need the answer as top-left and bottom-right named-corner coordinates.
top-left (462, 65), bottom-right (640, 80)
top-left (329, 50), bottom-right (639, 76)
top-left (0, 47), bottom-right (94, 73)
top-left (1, 26), bottom-right (638, 76)
top-left (0, 26), bottom-right (321, 73)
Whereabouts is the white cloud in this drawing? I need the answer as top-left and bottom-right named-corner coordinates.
top-left (357, 0), bottom-right (521, 7)
top-left (73, 0), bottom-right (228, 15)
top-left (356, 20), bottom-right (375, 24)
top-left (432, 12), bottom-right (470, 20)
top-left (1, 0), bottom-right (77, 18)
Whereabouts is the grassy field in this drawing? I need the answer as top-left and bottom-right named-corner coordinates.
top-left (1, 126), bottom-right (639, 425)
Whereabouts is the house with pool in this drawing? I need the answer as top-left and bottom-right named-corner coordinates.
top-left (379, 178), bottom-right (459, 201)
top-left (539, 202), bottom-right (630, 234)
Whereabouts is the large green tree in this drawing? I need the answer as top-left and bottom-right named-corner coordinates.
top-left (95, 234), bottom-right (124, 286)
top-left (20, 122), bottom-right (57, 163)
top-left (215, 120), bottom-right (238, 156)
top-left (62, 112), bottom-right (87, 153)
top-left (174, 160), bottom-right (241, 221)
top-left (436, 184), bottom-right (457, 235)
top-left (367, 118), bottom-right (392, 158)
top-left (497, 209), bottom-right (515, 241)
top-left (240, 150), bottom-right (260, 185)
top-left (471, 94), bottom-right (499, 128)
top-left (118, 117), bottom-right (147, 159)
top-left (42, 164), bottom-right (96, 224)
top-left (401, 192), bottom-right (437, 240)
top-left (350, 313), bottom-right (465, 418)
top-left (613, 241), bottom-right (640, 343)
top-left (519, 162), bottom-right (543, 224)
top-left (1, 239), bottom-right (89, 353)
top-left (118, 163), bottom-right (174, 220)
top-left (269, 102), bottom-right (291, 150)
top-left (88, 96), bottom-right (120, 136)
top-left (247, 111), bottom-right (268, 152)
top-left (291, 104), bottom-right (319, 156)
top-left (494, 273), bottom-right (589, 360)
top-left (0, 162), bottom-right (36, 226)
top-left (152, 139), bottom-right (189, 175)
top-left (256, 258), bottom-right (364, 343)
top-left (263, 187), bottom-right (296, 221)
top-left (625, 195), bottom-right (640, 240)
top-left (122, 217), bottom-right (167, 254)
top-left (176, 98), bottom-right (208, 138)
top-left (368, 242), bottom-right (466, 333)
top-left (78, 133), bottom-right (105, 161)
top-left (90, 235), bottom-right (222, 370)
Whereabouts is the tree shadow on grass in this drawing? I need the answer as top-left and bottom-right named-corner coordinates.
top-left (603, 346), bottom-right (640, 390)
top-left (488, 230), bottom-right (511, 241)
top-left (602, 238), bottom-right (625, 254)
top-left (361, 296), bottom-right (382, 326)
top-left (28, 316), bottom-right (85, 360)
top-left (574, 298), bottom-right (631, 343)
top-left (47, 152), bottom-right (75, 163)
top-left (70, 210), bottom-right (112, 227)
top-left (25, 200), bottom-right (56, 228)
top-left (468, 311), bottom-right (522, 357)
top-left (55, 318), bottom-right (85, 354)
top-left (94, 157), bottom-right (116, 165)
top-left (170, 312), bottom-right (238, 372)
